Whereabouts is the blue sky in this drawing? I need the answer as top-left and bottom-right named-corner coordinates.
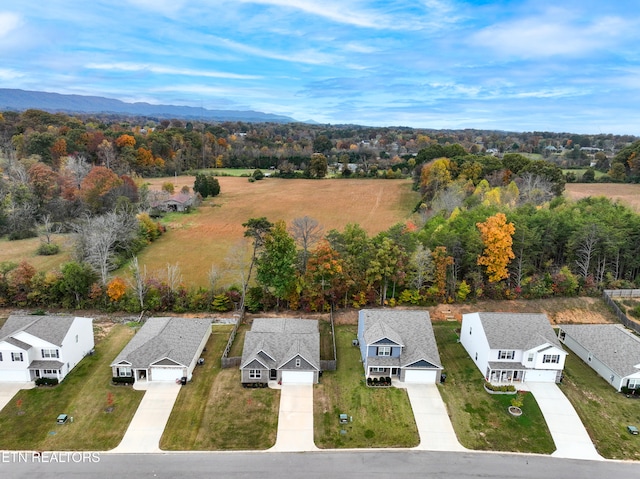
top-left (1, 1), bottom-right (639, 134)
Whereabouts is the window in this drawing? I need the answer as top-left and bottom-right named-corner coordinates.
top-left (377, 346), bottom-right (391, 357)
top-left (469, 327), bottom-right (472, 335)
top-left (118, 367), bottom-right (132, 377)
top-left (295, 358), bottom-right (301, 368)
top-left (527, 353), bottom-right (534, 362)
top-left (370, 367), bottom-right (386, 373)
top-left (75, 334), bottom-right (79, 343)
top-left (11, 352), bottom-right (23, 362)
top-left (249, 369), bottom-right (261, 379)
top-left (498, 350), bottom-right (515, 360)
top-left (43, 369), bottom-right (57, 375)
top-left (0, 352), bottom-right (2, 361)
top-left (543, 354), bottom-right (560, 364)
top-left (475, 352), bottom-right (478, 360)
top-left (41, 348), bottom-right (59, 358)
top-left (628, 379), bottom-right (639, 390)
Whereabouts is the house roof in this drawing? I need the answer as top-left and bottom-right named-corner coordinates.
top-left (360, 309), bottom-right (442, 369)
top-left (475, 313), bottom-right (564, 352)
top-left (111, 317), bottom-right (211, 369)
top-left (0, 315), bottom-right (83, 348)
top-left (29, 360), bottom-right (64, 370)
top-left (240, 318), bottom-right (320, 370)
top-left (560, 324), bottom-right (640, 378)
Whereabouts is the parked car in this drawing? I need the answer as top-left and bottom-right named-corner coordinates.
top-left (627, 425), bottom-right (638, 435)
top-left (56, 414), bottom-right (68, 424)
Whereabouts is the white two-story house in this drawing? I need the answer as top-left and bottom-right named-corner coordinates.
top-left (0, 315), bottom-right (94, 383)
top-left (460, 312), bottom-right (566, 384)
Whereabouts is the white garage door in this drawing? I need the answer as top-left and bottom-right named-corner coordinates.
top-left (404, 369), bottom-right (438, 384)
top-left (524, 370), bottom-right (558, 382)
top-left (151, 367), bottom-right (182, 382)
top-left (281, 370), bottom-right (314, 384)
top-left (0, 370), bottom-right (30, 382)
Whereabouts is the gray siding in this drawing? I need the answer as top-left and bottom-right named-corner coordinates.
top-left (280, 354), bottom-right (315, 371)
top-left (562, 334), bottom-right (623, 391)
top-left (241, 367), bottom-right (269, 383)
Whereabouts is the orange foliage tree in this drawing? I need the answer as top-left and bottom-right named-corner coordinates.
top-left (476, 212), bottom-right (516, 282)
top-left (115, 134), bottom-right (136, 149)
top-left (80, 166), bottom-right (123, 212)
top-left (431, 246), bottom-right (453, 300)
top-left (107, 277), bottom-right (127, 302)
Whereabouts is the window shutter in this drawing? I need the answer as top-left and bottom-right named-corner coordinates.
top-left (41, 349), bottom-right (45, 357)
top-left (56, 350), bottom-right (59, 358)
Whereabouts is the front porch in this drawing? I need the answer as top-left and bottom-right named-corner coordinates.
top-left (486, 361), bottom-right (527, 385)
top-left (29, 360), bottom-right (64, 382)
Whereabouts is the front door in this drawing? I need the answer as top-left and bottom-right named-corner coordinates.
top-left (270, 369), bottom-right (277, 380)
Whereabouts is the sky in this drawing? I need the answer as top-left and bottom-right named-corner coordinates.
top-left (1, 1), bottom-right (639, 134)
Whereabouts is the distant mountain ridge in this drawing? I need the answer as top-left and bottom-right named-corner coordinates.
top-left (0, 88), bottom-right (299, 123)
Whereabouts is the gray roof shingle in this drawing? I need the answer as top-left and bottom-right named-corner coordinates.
top-left (111, 317), bottom-right (211, 368)
top-left (477, 313), bottom-right (563, 351)
top-left (240, 318), bottom-right (320, 370)
top-left (560, 324), bottom-right (640, 378)
top-left (0, 315), bottom-right (81, 347)
top-left (360, 309), bottom-right (442, 369)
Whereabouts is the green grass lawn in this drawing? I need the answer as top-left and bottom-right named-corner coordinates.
top-left (560, 352), bottom-right (640, 460)
top-left (314, 324), bottom-right (419, 448)
top-left (433, 322), bottom-right (555, 454)
top-left (161, 324), bottom-right (280, 450)
top-left (0, 324), bottom-right (144, 450)
top-left (227, 322), bottom-right (250, 358)
top-left (319, 318), bottom-right (335, 360)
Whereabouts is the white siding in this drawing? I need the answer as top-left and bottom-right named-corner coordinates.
top-left (460, 313), bottom-right (491, 378)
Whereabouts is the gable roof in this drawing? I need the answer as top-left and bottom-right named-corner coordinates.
top-left (240, 318), bottom-right (319, 370)
top-left (0, 315), bottom-right (82, 347)
top-left (560, 324), bottom-right (640, 378)
top-left (111, 317), bottom-right (211, 368)
top-left (476, 313), bottom-right (564, 352)
top-left (360, 309), bottom-right (442, 369)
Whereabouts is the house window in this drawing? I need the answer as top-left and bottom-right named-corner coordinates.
top-left (43, 369), bottom-right (57, 375)
top-left (475, 352), bottom-right (478, 360)
top-left (528, 353), bottom-right (534, 362)
top-left (249, 369), bottom-right (261, 379)
top-left (0, 352), bottom-right (2, 361)
top-left (295, 358), bottom-right (301, 368)
top-left (469, 327), bottom-right (472, 335)
top-left (628, 379), bottom-right (639, 389)
top-left (498, 350), bottom-right (515, 360)
top-left (75, 334), bottom-right (79, 343)
top-left (118, 367), bottom-right (132, 377)
top-left (377, 346), bottom-right (391, 357)
top-left (11, 352), bottom-right (23, 362)
top-left (370, 367), bottom-right (386, 373)
top-left (543, 354), bottom-right (560, 364)
top-left (41, 348), bottom-right (59, 358)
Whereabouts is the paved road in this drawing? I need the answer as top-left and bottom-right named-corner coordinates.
top-left (0, 450), bottom-right (635, 479)
top-left (527, 382), bottom-right (601, 460)
top-left (270, 384), bottom-right (317, 452)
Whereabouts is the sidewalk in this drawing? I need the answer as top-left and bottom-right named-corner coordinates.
top-left (401, 383), bottom-right (466, 452)
top-left (110, 382), bottom-right (181, 453)
top-left (269, 384), bottom-right (317, 452)
top-left (527, 382), bottom-right (602, 461)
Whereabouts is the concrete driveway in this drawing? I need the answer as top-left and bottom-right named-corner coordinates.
top-left (403, 383), bottom-right (466, 451)
top-left (110, 382), bottom-right (181, 453)
top-left (527, 382), bottom-right (602, 461)
top-left (0, 382), bottom-right (34, 412)
top-left (270, 383), bottom-right (317, 452)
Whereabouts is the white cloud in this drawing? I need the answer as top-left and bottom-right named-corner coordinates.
top-left (0, 12), bottom-right (22, 38)
top-left (85, 62), bottom-right (262, 80)
top-left (125, 0), bottom-right (187, 16)
top-left (0, 68), bottom-right (24, 80)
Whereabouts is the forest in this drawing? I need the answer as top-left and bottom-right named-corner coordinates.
top-left (1, 109), bottom-right (640, 313)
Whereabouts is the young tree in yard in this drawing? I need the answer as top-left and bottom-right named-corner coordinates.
top-left (477, 212), bottom-right (516, 283)
top-left (290, 215), bottom-right (323, 273)
top-left (257, 220), bottom-right (297, 308)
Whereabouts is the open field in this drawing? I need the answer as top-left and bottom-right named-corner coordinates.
top-left (564, 183), bottom-right (640, 212)
top-left (135, 176), bottom-right (419, 286)
top-left (0, 323), bottom-right (144, 450)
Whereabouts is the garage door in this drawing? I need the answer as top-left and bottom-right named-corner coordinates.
top-left (281, 371), bottom-right (314, 384)
top-left (0, 370), bottom-right (30, 382)
top-left (524, 370), bottom-right (558, 382)
top-left (151, 367), bottom-right (182, 382)
top-left (404, 369), bottom-right (437, 384)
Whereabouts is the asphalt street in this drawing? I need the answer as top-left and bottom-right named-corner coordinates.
top-left (0, 450), bottom-right (635, 479)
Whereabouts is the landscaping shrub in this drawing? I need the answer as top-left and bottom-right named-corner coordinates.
top-left (35, 377), bottom-right (59, 386)
top-left (111, 376), bottom-right (135, 385)
top-left (37, 243), bottom-right (60, 256)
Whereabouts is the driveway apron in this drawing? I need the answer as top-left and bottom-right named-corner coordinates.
top-left (405, 383), bottom-right (466, 451)
top-left (111, 382), bottom-right (181, 453)
top-left (0, 382), bottom-right (33, 412)
top-left (270, 384), bottom-right (317, 452)
top-left (527, 382), bottom-right (602, 461)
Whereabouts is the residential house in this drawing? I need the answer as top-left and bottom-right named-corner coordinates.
top-left (240, 318), bottom-right (320, 385)
top-left (111, 317), bottom-right (211, 382)
top-left (460, 312), bottom-right (566, 384)
top-left (558, 324), bottom-right (640, 392)
top-left (0, 315), bottom-right (94, 383)
top-left (357, 309), bottom-right (443, 383)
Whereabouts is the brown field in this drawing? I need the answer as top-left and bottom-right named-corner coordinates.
top-left (564, 183), bottom-right (640, 212)
top-left (134, 177), bottom-right (419, 286)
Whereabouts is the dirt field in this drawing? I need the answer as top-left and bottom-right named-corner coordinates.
top-left (136, 177), bottom-right (419, 286)
top-left (564, 183), bottom-right (640, 212)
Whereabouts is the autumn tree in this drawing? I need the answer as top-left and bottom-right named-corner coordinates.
top-left (79, 166), bottom-right (123, 212)
top-left (290, 216), bottom-right (323, 273)
top-left (242, 217), bottom-right (273, 310)
top-left (477, 212), bottom-right (515, 282)
top-left (257, 220), bottom-right (297, 308)
top-left (431, 246), bottom-right (453, 300)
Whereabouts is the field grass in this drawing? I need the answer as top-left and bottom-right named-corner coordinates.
top-left (0, 324), bottom-right (144, 450)
top-left (314, 324), bottom-right (419, 448)
top-left (433, 321), bottom-right (555, 454)
top-left (161, 324), bottom-right (280, 450)
top-left (564, 183), bottom-right (640, 213)
top-left (0, 235), bottom-right (72, 273)
top-left (560, 351), bottom-right (640, 460)
top-left (563, 169), bottom-right (606, 179)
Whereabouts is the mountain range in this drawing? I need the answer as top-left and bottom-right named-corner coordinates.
top-left (0, 89), bottom-right (299, 123)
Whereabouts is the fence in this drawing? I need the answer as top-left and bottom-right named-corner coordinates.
top-left (602, 290), bottom-right (640, 335)
top-left (220, 311), bottom-right (243, 369)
